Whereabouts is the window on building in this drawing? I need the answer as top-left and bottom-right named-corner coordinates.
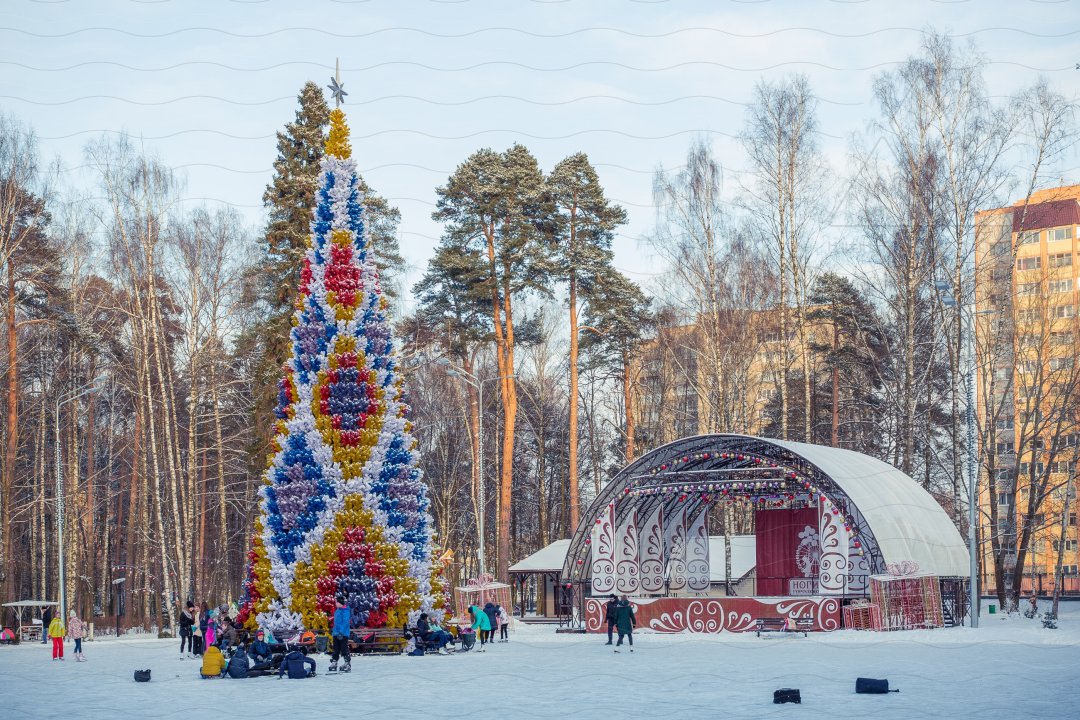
top-left (997, 492), bottom-right (1012, 505)
top-left (1017, 256), bottom-right (1041, 271)
top-left (1051, 305), bottom-right (1076, 319)
top-left (1050, 252), bottom-right (1074, 268)
top-left (1052, 539), bottom-right (1079, 552)
top-left (1051, 227), bottom-right (1074, 242)
top-left (1049, 460), bottom-right (1074, 474)
top-left (1049, 279), bottom-right (1074, 294)
top-left (1051, 331), bottom-right (1074, 345)
top-left (1051, 357), bottom-right (1075, 370)
top-left (1018, 230), bottom-right (1041, 246)
top-left (996, 417), bottom-right (1015, 431)
top-left (1018, 282), bottom-right (1041, 296)
top-left (1064, 565), bottom-right (1079, 576)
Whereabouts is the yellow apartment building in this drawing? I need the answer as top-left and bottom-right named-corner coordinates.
top-left (974, 185), bottom-right (1080, 598)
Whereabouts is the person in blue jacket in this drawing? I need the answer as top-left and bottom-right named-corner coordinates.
top-left (277, 647), bottom-right (316, 679)
top-left (249, 630), bottom-right (274, 666)
top-left (329, 595), bottom-right (351, 673)
top-left (225, 644), bottom-right (251, 679)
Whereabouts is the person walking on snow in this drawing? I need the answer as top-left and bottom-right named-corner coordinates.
top-left (68, 609), bottom-right (87, 662)
top-left (179, 600), bottom-right (195, 658)
top-left (614, 595), bottom-right (635, 653)
top-left (41, 606), bottom-right (52, 645)
top-left (48, 613), bottom-right (65, 661)
top-left (329, 595), bottom-right (351, 673)
top-left (604, 594), bottom-right (618, 645)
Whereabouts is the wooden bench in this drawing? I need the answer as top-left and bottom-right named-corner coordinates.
top-left (349, 626), bottom-right (406, 655)
top-left (755, 616), bottom-right (813, 637)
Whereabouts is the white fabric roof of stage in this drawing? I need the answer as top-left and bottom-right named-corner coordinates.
top-left (511, 537), bottom-right (756, 582)
top-left (765, 436), bottom-right (970, 577)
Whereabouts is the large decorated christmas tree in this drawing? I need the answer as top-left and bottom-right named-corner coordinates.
top-left (238, 88), bottom-right (443, 637)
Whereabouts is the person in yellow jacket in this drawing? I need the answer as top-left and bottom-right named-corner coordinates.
top-left (48, 615), bottom-right (65, 661)
top-left (200, 644), bottom-right (226, 678)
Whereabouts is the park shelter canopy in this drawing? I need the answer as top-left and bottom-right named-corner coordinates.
top-left (562, 434), bottom-right (970, 584)
top-left (509, 540), bottom-right (572, 574)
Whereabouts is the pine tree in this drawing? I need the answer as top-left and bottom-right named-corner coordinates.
top-left (432, 144), bottom-right (552, 579)
top-left (580, 268), bottom-right (652, 463)
top-left (547, 152), bottom-right (626, 529)
top-left (239, 107), bottom-right (442, 636)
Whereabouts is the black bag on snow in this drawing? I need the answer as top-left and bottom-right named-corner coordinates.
top-left (856, 677), bottom-right (896, 694)
top-left (773, 688), bottom-right (801, 704)
top-left (133, 669), bottom-right (152, 682)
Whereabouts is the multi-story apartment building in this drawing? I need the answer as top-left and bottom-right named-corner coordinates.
top-left (631, 308), bottom-right (832, 453)
top-left (975, 185), bottom-right (1080, 598)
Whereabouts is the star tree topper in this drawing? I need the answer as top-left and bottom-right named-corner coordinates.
top-left (328, 58), bottom-right (348, 107)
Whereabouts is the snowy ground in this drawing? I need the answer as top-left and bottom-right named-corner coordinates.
top-left (3, 604), bottom-right (1079, 720)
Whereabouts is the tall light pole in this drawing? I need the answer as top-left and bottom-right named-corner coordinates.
top-left (437, 358), bottom-right (514, 576)
top-left (112, 576), bottom-right (126, 638)
top-left (55, 383), bottom-right (100, 622)
top-left (937, 280), bottom-right (981, 628)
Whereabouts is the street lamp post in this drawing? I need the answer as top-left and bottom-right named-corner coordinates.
top-left (55, 384), bottom-right (100, 623)
top-left (437, 359), bottom-right (514, 576)
top-left (112, 577), bottom-right (126, 638)
top-left (937, 280), bottom-right (981, 628)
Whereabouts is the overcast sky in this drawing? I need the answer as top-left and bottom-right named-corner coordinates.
top-left (2, 0), bottom-right (1077, 305)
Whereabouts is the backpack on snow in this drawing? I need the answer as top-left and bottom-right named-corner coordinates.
top-left (133, 669), bottom-right (151, 683)
top-left (855, 677), bottom-right (898, 694)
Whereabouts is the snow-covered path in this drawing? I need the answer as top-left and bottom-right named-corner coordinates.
top-left (4, 606), bottom-right (1079, 719)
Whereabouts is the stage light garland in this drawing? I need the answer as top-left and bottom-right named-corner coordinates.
top-left (602, 447), bottom-right (868, 557)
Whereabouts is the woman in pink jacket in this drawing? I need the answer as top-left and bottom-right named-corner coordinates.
top-left (68, 610), bottom-right (87, 662)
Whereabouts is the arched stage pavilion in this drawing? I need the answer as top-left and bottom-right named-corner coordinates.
top-left (559, 434), bottom-right (971, 632)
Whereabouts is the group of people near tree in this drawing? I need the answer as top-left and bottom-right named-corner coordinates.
top-left (178, 599), bottom-right (241, 660)
top-left (466, 602), bottom-right (510, 650)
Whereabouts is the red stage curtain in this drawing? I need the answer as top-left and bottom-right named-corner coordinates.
top-left (755, 507), bottom-right (818, 596)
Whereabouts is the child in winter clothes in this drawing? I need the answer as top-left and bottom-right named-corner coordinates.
top-left (204, 610), bottom-right (217, 649)
top-left (68, 610), bottom-right (87, 661)
top-left (329, 596), bottom-right (351, 672)
top-left (48, 614), bottom-right (65, 660)
top-left (497, 605), bottom-right (510, 641)
top-left (200, 644), bottom-right (226, 678)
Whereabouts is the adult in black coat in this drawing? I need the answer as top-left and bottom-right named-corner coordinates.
top-left (604, 594), bottom-right (618, 645)
top-left (41, 606), bottom-right (53, 644)
top-left (482, 603), bottom-right (499, 645)
top-left (614, 596), bottom-right (636, 651)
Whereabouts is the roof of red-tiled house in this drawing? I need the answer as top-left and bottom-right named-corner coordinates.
top-left (1011, 198), bottom-right (1080, 232)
